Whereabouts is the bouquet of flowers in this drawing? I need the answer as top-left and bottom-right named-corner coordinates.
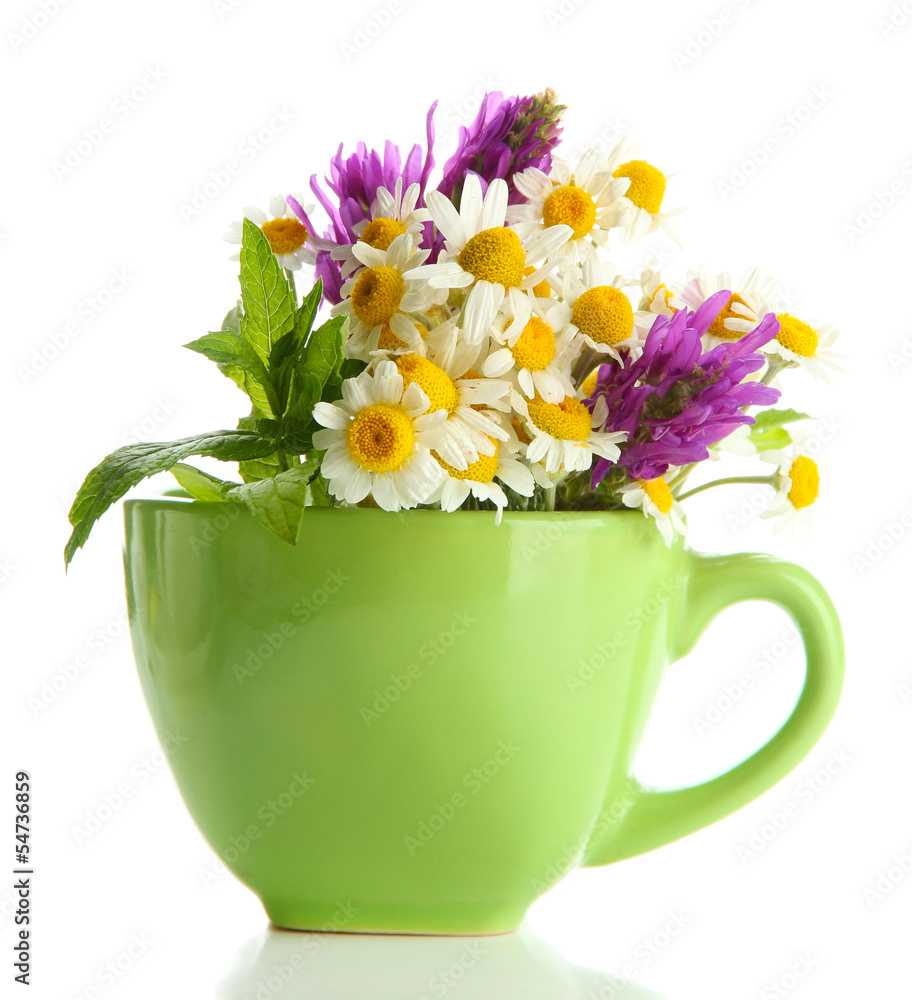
top-left (64, 88), bottom-right (841, 566)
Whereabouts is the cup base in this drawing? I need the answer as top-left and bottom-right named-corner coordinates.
top-left (262, 897), bottom-right (528, 936)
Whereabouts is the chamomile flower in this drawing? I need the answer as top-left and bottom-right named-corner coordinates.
top-left (388, 338), bottom-right (512, 471)
top-left (483, 305), bottom-right (578, 404)
top-left (333, 233), bottom-right (431, 361)
top-left (224, 194), bottom-right (329, 271)
top-left (332, 179), bottom-right (432, 279)
top-left (546, 259), bottom-right (640, 363)
top-left (760, 447), bottom-right (821, 535)
top-left (514, 391), bottom-right (626, 475)
top-left (312, 360), bottom-right (446, 511)
top-left (633, 266), bottom-right (676, 339)
top-left (768, 315), bottom-right (844, 384)
top-left (506, 148), bottom-right (631, 268)
top-left (429, 434), bottom-right (535, 524)
top-left (619, 475), bottom-right (686, 547)
top-left (406, 175), bottom-right (572, 345)
top-left (604, 136), bottom-right (684, 246)
top-left (672, 266), bottom-right (778, 348)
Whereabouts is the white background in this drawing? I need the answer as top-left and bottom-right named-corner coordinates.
top-left (3, 0), bottom-right (911, 996)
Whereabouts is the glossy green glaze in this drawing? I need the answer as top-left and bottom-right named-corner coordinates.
top-left (124, 500), bottom-right (844, 934)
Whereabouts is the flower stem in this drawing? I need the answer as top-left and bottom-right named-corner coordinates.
top-left (676, 475), bottom-right (774, 502)
top-left (544, 485), bottom-right (556, 511)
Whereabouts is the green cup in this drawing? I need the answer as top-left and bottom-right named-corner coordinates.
top-left (124, 500), bottom-right (844, 934)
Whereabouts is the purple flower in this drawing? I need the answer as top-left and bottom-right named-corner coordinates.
top-left (588, 291), bottom-right (781, 484)
top-left (437, 88), bottom-right (565, 210)
top-left (305, 102), bottom-right (438, 303)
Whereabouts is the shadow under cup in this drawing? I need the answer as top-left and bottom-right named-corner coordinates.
top-left (124, 501), bottom-right (843, 934)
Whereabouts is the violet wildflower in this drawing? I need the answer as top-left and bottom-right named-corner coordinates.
top-left (304, 102), bottom-right (437, 303)
top-left (437, 88), bottom-right (565, 210)
top-left (588, 291), bottom-right (781, 485)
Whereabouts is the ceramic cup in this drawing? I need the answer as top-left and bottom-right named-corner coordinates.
top-left (124, 501), bottom-right (844, 934)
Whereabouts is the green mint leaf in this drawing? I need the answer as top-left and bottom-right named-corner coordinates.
top-left (65, 430), bottom-right (276, 566)
top-left (305, 315), bottom-right (345, 386)
top-left (749, 408), bottom-right (812, 453)
top-left (185, 330), bottom-right (280, 418)
top-left (238, 455), bottom-right (281, 483)
top-left (221, 301), bottom-right (242, 335)
top-left (171, 464), bottom-right (236, 502)
top-left (749, 427), bottom-right (793, 452)
top-left (223, 464), bottom-right (313, 545)
top-left (751, 408), bottom-right (812, 431)
top-left (239, 218), bottom-right (294, 363)
top-left (294, 278), bottom-right (323, 344)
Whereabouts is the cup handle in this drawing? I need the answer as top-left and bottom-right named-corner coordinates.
top-left (583, 551), bottom-right (845, 867)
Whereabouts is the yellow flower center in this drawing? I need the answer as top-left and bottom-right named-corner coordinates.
top-left (346, 403), bottom-right (415, 472)
top-left (458, 227), bottom-right (526, 288)
top-left (787, 456), bottom-right (819, 509)
top-left (580, 368), bottom-right (600, 398)
top-left (707, 293), bottom-right (750, 341)
top-left (572, 286), bottom-right (634, 346)
top-left (542, 184), bottom-right (597, 240)
top-left (776, 314), bottom-right (819, 357)
top-left (639, 477), bottom-right (673, 515)
top-left (395, 354), bottom-right (459, 414)
top-left (350, 266), bottom-right (405, 328)
top-left (377, 322), bottom-right (428, 352)
top-left (511, 317), bottom-right (556, 371)
top-left (361, 217), bottom-right (408, 251)
top-left (613, 160), bottom-right (666, 215)
top-left (527, 394), bottom-right (592, 441)
top-left (261, 217), bottom-right (308, 255)
top-left (435, 439), bottom-right (498, 483)
top-left (524, 265), bottom-right (551, 298)
top-left (653, 283), bottom-right (673, 309)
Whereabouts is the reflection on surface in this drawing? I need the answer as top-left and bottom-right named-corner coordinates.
top-left (218, 923), bottom-right (667, 999)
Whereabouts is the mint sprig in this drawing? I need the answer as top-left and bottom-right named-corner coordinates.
top-left (64, 221), bottom-right (351, 567)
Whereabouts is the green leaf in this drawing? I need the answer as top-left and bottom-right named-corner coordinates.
top-left (308, 471), bottom-right (332, 507)
top-left (221, 301), bottom-right (242, 335)
top-left (749, 427), bottom-right (794, 453)
top-left (171, 464), bottom-right (236, 502)
top-left (294, 278), bottom-right (323, 344)
top-left (238, 454), bottom-right (282, 483)
top-left (751, 408), bottom-right (812, 431)
top-left (185, 330), bottom-right (280, 417)
top-left (223, 464), bottom-right (313, 545)
top-left (305, 315), bottom-right (345, 386)
top-left (65, 430), bottom-right (276, 567)
top-left (239, 218), bottom-right (294, 363)
top-left (749, 408), bottom-right (812, 453)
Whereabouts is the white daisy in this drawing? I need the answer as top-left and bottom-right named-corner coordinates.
top-left (514, 391), bottom-right (626, 476)
top-left (768, 314), bottom-right (844, 384)
top-left (545, 259), bottom-right (640, 363)
top-left (603, 136), bottom-right (684, 246)
top-left (482, 303), bottom-right (578, 404)
top-left (506, 148), bottom-right (631, 269)
top-left (312, 361), bottom-right (447, 510)
top-left (332, 233), bottom-right (431, 362)
top-left (619, 475), bottom-right (686, 547)
top-left (224, 194), bottom-right (330, 271)
top-left (384, 335), bottom-right (512, 472)
top-left (429, 433), bottom-right (535, 525)
top-left (760, 446), bottom-right (821, 535)
top-left (672, 266), bottom-right (778, 348)
top-left (634, 266), bottom-right (676, 338)
top-left (331, 179), bottom-right (432, 279)
top-left (405, 175), bottom-right (572, 345)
